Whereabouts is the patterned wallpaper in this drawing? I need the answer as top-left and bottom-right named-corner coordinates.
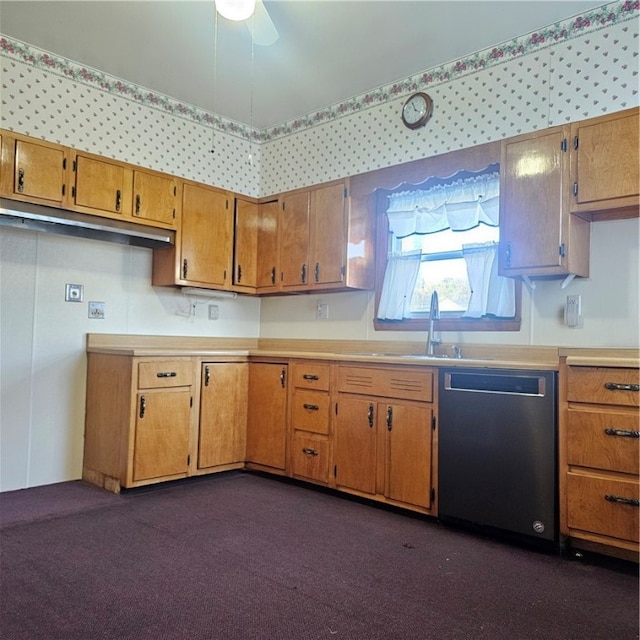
top-left (1, 0), bottom-right (637, 197)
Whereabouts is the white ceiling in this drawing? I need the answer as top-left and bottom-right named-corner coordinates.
top-left (0, 0), bottom-right (607, 129)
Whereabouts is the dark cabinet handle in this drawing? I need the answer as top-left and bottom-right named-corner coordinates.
top-left (17, 167), bottom-right (25, 193)
top-left (303, 374), bottom-right (319, 381)
top-left (301, 263), bottom-right (307, 284)
top-left (604, 428), bottom-right (639, 438)
top-left (139, 395), bottom-right (146, 419)
top-left (270, 267), bottom-right (276, 285)
top-left (115, 189), bottom-right (121, 212)
top-left (303, 403), bottom-right (319, 411)
top-left (237, 264), bottom-right (242, 283)
top-left (314, 262), bottom-right (320, 283)
top-left (135, 194), bottom-right (141, 215)
top-left (204, 366), bottom-right (210, 387)
top-left (182, 259), bottom-right (188, 279)
top-left (302, 447), bottom-right (319, 457)
top-left (156, 371), bottom-right (177, 378)
top-left (604, 382), bottom-right (639, 392)
top-left (505, 242), bottom-right (512, 268)
top-left (280, 367), bottom-right (286, 388)
top-left (386, 406), bottom-right (393, 431)
top-left (367, 403), bottom-right (374, 428)
top-left (605, 495), bottom-right (640, 507)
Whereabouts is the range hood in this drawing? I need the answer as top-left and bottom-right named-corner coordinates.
top-left (0, 198), bottom-right (174, 248)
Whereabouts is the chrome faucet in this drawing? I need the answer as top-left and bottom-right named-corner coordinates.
top-left (427, 290), bottom-right (441, 356)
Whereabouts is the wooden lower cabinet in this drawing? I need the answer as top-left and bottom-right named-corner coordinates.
top-left (198, 362), bottom-right (248, 470)
top-left (245, 362), bottom-right (288, 472)
top-left (560, 361), bottom-right (639, 558)
top-left (334, 365), bottom-right (436, 514)
top-left (289, 361), bottom-right (331, 485)
top-left (84, 354), bottom-right (194, 492)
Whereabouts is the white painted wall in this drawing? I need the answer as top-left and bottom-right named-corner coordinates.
top-left (0, 4), bottom-right (638, 490)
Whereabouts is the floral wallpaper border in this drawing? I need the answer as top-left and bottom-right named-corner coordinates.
top-left (1, 0), bottom-right (637, 143)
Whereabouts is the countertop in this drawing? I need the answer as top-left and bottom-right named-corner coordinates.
top-left (85, 334), bottom-right (640, 370)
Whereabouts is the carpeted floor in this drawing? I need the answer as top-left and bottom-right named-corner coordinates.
top-left (1, 471), bottom-right (637, 640)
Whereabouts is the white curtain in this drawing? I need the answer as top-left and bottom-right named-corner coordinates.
top-left (462, 242), bottom-right (515, 318)
top-left (385, 172), bottom-right (500, 238)
top-left (377, 251), bottom-right (421, 320)
top-left (378, 170), bottom-right (516, 321)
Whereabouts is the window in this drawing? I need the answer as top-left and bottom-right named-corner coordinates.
top-left (374, 165), bottom-right (521, 332)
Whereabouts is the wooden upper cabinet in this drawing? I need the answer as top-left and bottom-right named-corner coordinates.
top-left (153, 181), bottom-right (233, 289)
top-left (570, 107), bottom-right (639, 220)
top-left (256, 200), bottom-right (280, 291)
top-left (279, 190), bottom-right (310, 288)
top-left (71, 152), bottom-right (133, 217)
top-left (132, 169), bottom-right (177, 228)
top-left (233, 198), bottom-right (259, 292)
top-left (0, 133), bottom-right (68, 206)
top-left (310, 182), bottom-right (347, 287)
top-left (498, 126), bottom-right (590, 278)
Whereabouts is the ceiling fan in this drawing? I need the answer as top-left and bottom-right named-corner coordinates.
top-left (215, 0), bottom-right (280, 46)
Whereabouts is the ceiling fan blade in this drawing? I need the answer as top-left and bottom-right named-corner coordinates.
top-left (246, 0), bottom-right (279, 46)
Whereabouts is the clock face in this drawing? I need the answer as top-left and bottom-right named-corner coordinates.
top-left (402, 92), bottom-right (433, 129)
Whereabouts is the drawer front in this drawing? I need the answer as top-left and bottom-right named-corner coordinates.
top-left (338, 366), bottom-right (433, 402)
top-left (567, 472), bottom-right (639, 543)
top-left (567, 408), bottom-right (639, 474)
top-left (291, 390), bottom-right (330, 434)
top-left (138, 360), bottom-right (192, 388)
top-left (291, 362), bottom-right (330, 391)
top-left (291, 433), bottom-right (329, 484)
top-left (567, 366), bottom-right (639, 407)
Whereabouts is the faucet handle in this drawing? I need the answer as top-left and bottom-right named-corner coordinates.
top-left (452, 345), bottom-right (463, 359)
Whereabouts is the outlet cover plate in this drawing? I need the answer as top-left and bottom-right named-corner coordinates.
top-left (65, 283), bottom-right (84, 302)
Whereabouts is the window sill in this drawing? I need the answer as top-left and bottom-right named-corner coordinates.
top-left (374, 316), bottom-right (521, 332)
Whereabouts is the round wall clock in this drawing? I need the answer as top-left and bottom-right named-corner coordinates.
top-left (401, 92), bottom-right (434, 130)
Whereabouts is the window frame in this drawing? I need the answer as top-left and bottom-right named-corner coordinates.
top-left (372, 171), bottom-right (521, 333)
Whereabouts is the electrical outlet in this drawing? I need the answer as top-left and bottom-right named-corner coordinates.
top-left (65, 283), bottom-right (83, 302)
top-left (88, 301), bottom-right (105, 319)
top-left (208, 304), bottom-right (219, 320)
top-left (564, 294), bottom-right (582, 328)
top-left (316, 302), bottom-right (329, 320)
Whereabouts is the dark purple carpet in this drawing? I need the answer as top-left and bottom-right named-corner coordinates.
top-left (1, 472), bottom-right (637, 640)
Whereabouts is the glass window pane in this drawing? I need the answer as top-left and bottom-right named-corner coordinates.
top-left (411, 258), bottom-right (470, 312)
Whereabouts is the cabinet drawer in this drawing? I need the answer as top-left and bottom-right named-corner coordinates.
top-left (291, 433), bottom-right (329, 484)
top-left (338, 366), bottom-right (433, 402)
top-left (291, 390), bottom-right (330, 434)
top-left (566, 472), bottom-right (639, 543)
top-left (137, 360), bottom-right (192, 388)
top-left (567, 366), bottom-right (639, 407)
top-left (291, 362), bottom-right (330, 391)
top-left (567, 408), bottom-right (639, 474)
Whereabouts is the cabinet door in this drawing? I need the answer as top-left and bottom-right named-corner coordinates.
top-left (233, 198), bottom-right (259, 290)
top-left (72, 153), bottom-right (132, 216)
top-left (385, 402), bottom-right (433, 509)
top-left (256, 200), bottom-right (280, 290)
top-left (199, 363), bottom-right (248, 469)
top-left (334, 396), bottom-right (377, 494)
top-left (310, 183), bottom-right (346, 286)
top-left (499, 127), bottom-right (568, 273)
top-left (180, 183), bottom-right (233, 287)
top-left (246, 363), bottom-right (288, 469)
top-left (132, 169), bottom-right (177, 227)
top-left (571, 109), bottom-right (639, 213)
top-left (9, 138), bottom-right (67, 204)
top-left (133, 388), bottom-right (191, 482)
top-left (279, 191), bottom-right (310, 288)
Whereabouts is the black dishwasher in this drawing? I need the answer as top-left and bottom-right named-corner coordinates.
top-left (438, 368), bottom-right (558, 546)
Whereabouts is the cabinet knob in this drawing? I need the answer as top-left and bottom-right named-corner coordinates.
top-left (17, 167), bottom-right (25, 193)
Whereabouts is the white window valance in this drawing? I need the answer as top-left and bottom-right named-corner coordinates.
top-left (385, 172), bottom-right (500, 238)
